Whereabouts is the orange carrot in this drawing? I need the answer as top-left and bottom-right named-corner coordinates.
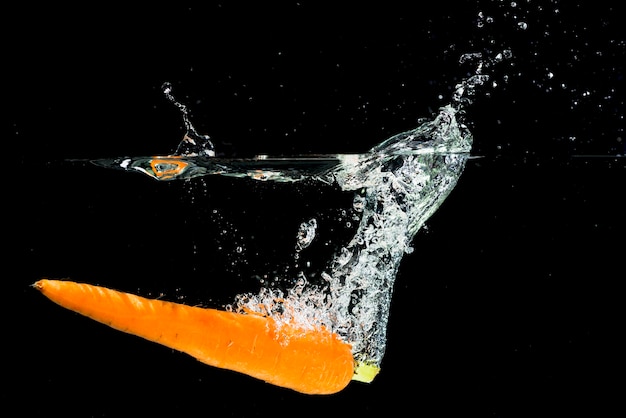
top-left (148, 157), bottom-right (188, 180)
top-left (34, 279), bottom-right (354, 394)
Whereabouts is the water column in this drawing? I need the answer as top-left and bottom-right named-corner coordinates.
top-left (328, 105), bottom-right (473, 371)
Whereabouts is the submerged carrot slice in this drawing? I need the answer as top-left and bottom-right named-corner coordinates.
top-left (34, 279), bottom-right (354, 394)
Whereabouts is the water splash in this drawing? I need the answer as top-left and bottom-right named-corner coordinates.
top-left (162, 82), bottom-right (216, 158)
top-left (233, 104), bottom-right (472, 368)
top-left (453, 50), bottom-right (511, 109)
top-left (92, 53), bottom-right (498, 376)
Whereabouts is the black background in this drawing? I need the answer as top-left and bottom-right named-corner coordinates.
top-left (6, 2), bottom-right (624, 417)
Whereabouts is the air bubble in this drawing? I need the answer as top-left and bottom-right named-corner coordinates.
top-left (295, 219), bottom-right (318, 252)
top-left (352, 194), bottom-right (365, 212)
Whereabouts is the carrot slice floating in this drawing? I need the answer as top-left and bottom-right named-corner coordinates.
top-left (34, 279), bottom-right (355, 394)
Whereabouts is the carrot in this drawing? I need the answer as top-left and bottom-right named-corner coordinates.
top-left (34, 279), bottom-right (355, 394)
top-left (148, 157), bottom-right (188, 180)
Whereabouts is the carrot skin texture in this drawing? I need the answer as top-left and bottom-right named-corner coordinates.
top-left (34, 279), bottom-right (354, 394)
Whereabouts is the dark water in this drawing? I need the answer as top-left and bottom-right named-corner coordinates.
top-left (7, 2), bottom-right (623, 417)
